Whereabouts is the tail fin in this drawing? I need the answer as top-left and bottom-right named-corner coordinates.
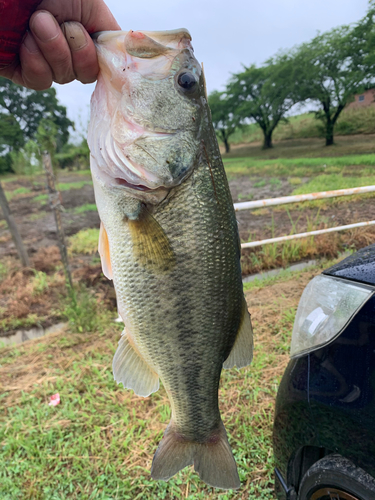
top-left (151, 420), bottom-right (240, 490)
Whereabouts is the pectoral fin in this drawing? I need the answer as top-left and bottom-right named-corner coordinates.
top-left (98, 222), bottom-right (113, 280)
top-left (223, 297), bottom-right (253, 369)
top-left (113, 329), bottom-right (159, 397)
top-left (128, 206), bottom-right (175, 274)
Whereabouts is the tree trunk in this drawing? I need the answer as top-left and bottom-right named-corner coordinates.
top-left (0, 181), bottom-right (30, 267)
top-left (223, 136), bottom-right (230, 153)
top-left (325, 120), bottom-right (334, 146)
top-left (262, 130), bottom-right (273, 149)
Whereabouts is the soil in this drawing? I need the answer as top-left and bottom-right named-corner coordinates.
top-left (0, 173), bottom-right (99, 259)
top-left (0, 168), bottom-right (374, 337)
top-left (2, 172), bottom-right (373, 259)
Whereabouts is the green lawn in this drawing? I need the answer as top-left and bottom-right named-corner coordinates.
top-left (1, 262), bottom-right (336, 500)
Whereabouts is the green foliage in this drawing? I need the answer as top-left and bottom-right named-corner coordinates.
top-left (55, 140), bottom-right (90, 170)
top-left (0, 262), bottom-right (7, 282)
top-left (0, 114), bottom-right (24, 173)
top-left (72, 204), bottom-right (98, 214)
top-left (208, 91), bottom-right (238, 153)
top-left (9, 140), bottom-right (41, 177)
top-left (293, 22), bottom-right (374, 146)
top-left (58, 180), bottom-right (92, 191)
top-left (226, 55), bottom-right (298, 149)
top-left (0, 78), bottom-right (73, 174)
top-left (223, 154), bottom-right (375, 178)
top-left (0, 78), bottom-right (73, 148)
top-left (292, 173), bottom-right (375, 194)
top-left (0, 314), bottom-right (40, 333)
top-left (64, 285), bottom-right (106, 333)
top-left (32, 193), bottom-right (49, 203)
top-left (68, 228), bottom-right (100, 255)
top-left (31, 271), bottom-right (49, 296)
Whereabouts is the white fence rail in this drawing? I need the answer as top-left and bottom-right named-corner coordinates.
top-left (237, 185), bottom-right (375, 249)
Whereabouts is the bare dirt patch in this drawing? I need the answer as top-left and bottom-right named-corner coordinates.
top-left (0, 173), bottom-right (99, 259)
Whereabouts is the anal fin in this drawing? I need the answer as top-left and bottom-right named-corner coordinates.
top-left (223, 297), bottom-right (253, 369)
top-left (113, 329), bottom-right (159, 397)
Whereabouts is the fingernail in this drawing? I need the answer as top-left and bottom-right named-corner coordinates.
top-left (23, 32), bottom-right (40, 54)
top-left (61, 22), bottom-right (88, 51)
top-left (31, 11), bottom-right (59, 42)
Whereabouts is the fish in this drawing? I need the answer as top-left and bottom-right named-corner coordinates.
top-left (87, 28), bottom-right (253, 490)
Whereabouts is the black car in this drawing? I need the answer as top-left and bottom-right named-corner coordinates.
top-left (273, 244), bottom-right (375, 500)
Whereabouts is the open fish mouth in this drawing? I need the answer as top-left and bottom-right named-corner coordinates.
top-left (115, 178), bottom-right (154, 192)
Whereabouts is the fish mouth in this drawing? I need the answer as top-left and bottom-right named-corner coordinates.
top-left (115, 178), bottom-right (153, 192)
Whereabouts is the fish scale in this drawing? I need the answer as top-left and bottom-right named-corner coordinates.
top-left (88, 28), bottom-right (253, 490)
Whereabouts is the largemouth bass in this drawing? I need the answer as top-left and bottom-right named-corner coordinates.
top-left (87, 28), bottom-right (253, 490)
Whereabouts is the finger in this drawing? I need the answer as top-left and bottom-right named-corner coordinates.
top-left (19, 32), bottom-right (53, 90)
top-left (61, 22), bottom-right (99, 84)
top-left (29, 10), bottom-right (75, 85)
top-left (36, 0), bottom-right (121, 33)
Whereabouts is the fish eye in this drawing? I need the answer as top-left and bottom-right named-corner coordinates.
top-left (177, 72), bottom-right (197, 91)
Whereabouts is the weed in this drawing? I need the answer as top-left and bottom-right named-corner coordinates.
top-left (68, 228), bottom-right (100, 255)
top-left (289, 177), bottom-right (303, 185)
top-left (31, 271), bottom-right (49, 296)
top-left (292, 173), bottom-right (375, 195)
top-left (58, 180), bottom-right (92, 191)
top-left (33, 193), bottom-right (49, 203)
top-left (63, 285), bottom-right (111, 333)
top-left (270, 178), bottom-right (282, 188)
top-left (237, 193), bottom-right (253, 201)
top-left (0, 262), bottom-right (7, 282)
top-left (0, 314), bottom-right (40, 333)
top-left (71, 203), bottom-right (97, 214)
top-left (254, 179), bottom-right (266, 188)
top-left (224, 154), bottom-right (375, 179)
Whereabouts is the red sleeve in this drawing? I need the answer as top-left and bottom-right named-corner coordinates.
top-left (0, 0), bottom-right (42, 68)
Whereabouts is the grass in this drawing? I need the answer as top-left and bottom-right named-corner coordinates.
top-left (223, 154), bottom-right (375, 179)
top-left (32, 194), bottom-right (49, 203)
top-left (292, 173), bottom-right (375, 194)
top-left (71, 204), bottom-right (98, 214)
top-left (58, 181), bottom-right (92, 191)
top-left (68, 228), bottom-right (100, 255)
top-left (4, 186), bottom-right (32, 201)
top-left (225, 108), bottom-right (375, 147)
top-left (1, 264), bottom-right (329, 500)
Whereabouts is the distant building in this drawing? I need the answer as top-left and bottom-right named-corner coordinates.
top-left (346, 88), bottom-right (375, 109)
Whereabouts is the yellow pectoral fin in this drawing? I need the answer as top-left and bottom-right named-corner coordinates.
top-left (128, 206), bottom-right (175, 274)
top-left (99, 221), bottom-right (113, 280)
top-left (223, 296), bottom-right (254, 369)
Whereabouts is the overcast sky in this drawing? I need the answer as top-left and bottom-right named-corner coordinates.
top-left (55, 0), bottom-right (370, 141)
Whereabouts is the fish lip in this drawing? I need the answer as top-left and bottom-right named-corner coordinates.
top-left (115, 178), bottom-right (153, 192)
top-left (114, 166), bottom-right (192, 192)
top-left (90, 28), bottom-right (192, 46)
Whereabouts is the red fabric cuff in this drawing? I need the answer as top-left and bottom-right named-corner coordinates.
top-left (0, 0), bottom-right (42, 67)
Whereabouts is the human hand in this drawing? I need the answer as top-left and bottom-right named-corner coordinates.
top-left (0, 0), bottom-right (120, 90)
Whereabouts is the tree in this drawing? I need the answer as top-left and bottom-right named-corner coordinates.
top-left (0, 114), bottom-right (24, 173)
top-left (293, 22), bottom-right (374, 146)
top-left (350, 1), bottom-right (375, 71)
top-left (208, 91), bottom-right (238, 153)
top-left (0, 78), bottom-right (73, 152)
top-left (226, 56), bottom-right (297, 149)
